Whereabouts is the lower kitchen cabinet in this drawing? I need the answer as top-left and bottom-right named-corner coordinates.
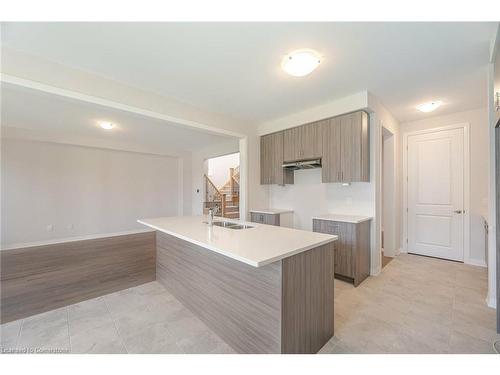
top-left (251, 212), bottom-right (280, 226)
top-left (312, 217), bottom-right (371, 286)
top-left (250, 210), bottom-right (294, 227)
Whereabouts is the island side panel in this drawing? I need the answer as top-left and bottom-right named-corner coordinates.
top-left (156, 232), bottom-right (282, 354)
top-left (281, 242), bottom-right (335, 354)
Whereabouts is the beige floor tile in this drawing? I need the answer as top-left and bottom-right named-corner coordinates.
top-left (17, 307), bottom-right (70, 352)
top-left (68, 297), bottom-right (114, 336)
top-left (111, 304), bottom-right (165, 339)
top-left (123, 321), bottom-right (182, 354)
top-left (175, 329), bottom-right (233, 354)
top-left (18, 324), bottom-right (70, 353)
top-left (0, 320), bottom-right (22, 349)
top-left (448, 330), bottom-right (496, 354)
top-left (331, 253), bottom-right (496, 354)
top-left (70, 323), bottom-right (126, 354)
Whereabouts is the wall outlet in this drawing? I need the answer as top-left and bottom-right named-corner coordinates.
top-left (67, 223), bottom-right (74, 230)
top-left (46, 224), bottom-right (54, 232)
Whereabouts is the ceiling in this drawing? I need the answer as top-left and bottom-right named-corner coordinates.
top-left (1, 84), bottom-right (236, 156)
top-left (1, 22), bottom-right (497, 123)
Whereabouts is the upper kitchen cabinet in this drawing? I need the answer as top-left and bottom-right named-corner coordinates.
top-left (321, 117), bottom-right (342, 183)
top-left (260, 110), bottom-right (369, 185)
top-left (283, 122), bottom-right (322, 162)
top-left (260, 132), bottom-right (294, 185)
top-left (322, 111), bottom-right (369, 183)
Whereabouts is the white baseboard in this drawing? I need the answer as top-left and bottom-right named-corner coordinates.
top-left (370, 270), bottom-right (381, 277)
top-left (398, 247), bottom-right (407, 254)
top-left (465, 258), bottom-right (487, 267)
top-left (486, 294), bottom-right (497, 309)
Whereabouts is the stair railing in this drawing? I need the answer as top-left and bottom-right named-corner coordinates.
top-left (228, 168), bottom-right (239, 206)
top-left (204, 174), bottom-right (226, 217)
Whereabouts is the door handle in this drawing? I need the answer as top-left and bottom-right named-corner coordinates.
top-left (454, 210), bottom-right (463, 214)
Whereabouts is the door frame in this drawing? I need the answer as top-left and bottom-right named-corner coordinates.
top-left (402, 122), bottom-right (471, 263)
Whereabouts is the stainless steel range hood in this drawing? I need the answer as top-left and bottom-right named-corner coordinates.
top-left (282, 158), bottom-right (322, 170)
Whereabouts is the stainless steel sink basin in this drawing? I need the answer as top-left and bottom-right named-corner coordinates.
top-left (211, 221), bottom-right (253, 229)
top-left (212, 221), bottom-right (236, 227)
top-left (226, 224), bottom-right (253, 230)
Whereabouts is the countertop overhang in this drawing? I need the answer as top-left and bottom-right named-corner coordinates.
top-left (138, 216), bottom-right (337, 267)
top-left (249, 208), bottom-right (294, 215)
top-left (312, 213), bottom-right (373, 224)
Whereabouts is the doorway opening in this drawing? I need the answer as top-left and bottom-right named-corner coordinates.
top-left (381, 126), bottom-right (396, 268)
top-left (203, 152), bottom-right (240, 219)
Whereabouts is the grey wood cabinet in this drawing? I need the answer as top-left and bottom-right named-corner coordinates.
top-left (250, 212), bottom-right (280, 226)
top-left (321, 111), bottom-right (369, 183)
top-left (260, 110), bottom-right (369, 185)
top-left (283, 122), bottom-right (322, 162)
top-left (321, 117), bottom-right (342, 183)
top-left (260, 132), bottom-right (294, 185)
top-left (313, 218), bottom-right (371, 286)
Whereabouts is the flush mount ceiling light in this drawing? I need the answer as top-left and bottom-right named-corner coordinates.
top-left (99, 121), bottom-right (115, 130)
top-left (416, 101), bottom-right (443, 113)
top-left (281, 49), bottom-right (321, 77)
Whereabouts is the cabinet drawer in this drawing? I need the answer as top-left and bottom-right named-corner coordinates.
top-left (312, 219), bottom-right (342, 234)
top-left (250, 212), bottom-right (280, 226)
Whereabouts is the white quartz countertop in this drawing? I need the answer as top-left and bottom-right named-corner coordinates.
top-left (249, 208), bottom-right (294, 215)
top-left (138, 216), bottom-right (336, 267)
top-left (312, 214), bottom-right (373, 224)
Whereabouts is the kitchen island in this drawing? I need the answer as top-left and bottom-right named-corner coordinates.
top-left (138, 216), bottom-right (337, 354)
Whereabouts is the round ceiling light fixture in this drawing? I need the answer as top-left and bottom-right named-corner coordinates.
top-left (99, 121), bottom-right (115, 130)
top-left (281, 49), bottom-right (321, 77)
top-left (416, 101), bottom-right (443, 113)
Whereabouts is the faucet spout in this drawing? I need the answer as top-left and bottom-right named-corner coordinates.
top-left (208, 208), bottom-right (214, 226)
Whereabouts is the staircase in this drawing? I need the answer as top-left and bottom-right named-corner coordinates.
top-left (204, 166), bottom-right (240, 219)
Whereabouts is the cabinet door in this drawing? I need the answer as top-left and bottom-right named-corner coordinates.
top-left (283, 127), bottom-right (301, 162)
top-left (301, 122), bottom-right (322, 160)
top-left (340, 111), bottom-right (369, 182)
top-left (263, 213), bottom-right (280, 226)
top-left (335, 222), bottom-right (354, 278)
top-left (250, 212), bottom-right (264, 223)
top-left (260, 132), bottom-right (293, 185)
top-left (260, 134), bottom-right (272, 184)
top-left (250, 213), bottom-right (280, 226)
top-left (312, 219), bottom-right (354, 278)
top-left (284, 123), bottom-right (322, 161)
top-left (321, 118), bottom-right (342, 183)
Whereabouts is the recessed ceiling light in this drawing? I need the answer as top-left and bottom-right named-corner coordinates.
top-left (99, 121), bottom-right (114, 130)
top-left (416, 101), bottom-right (443, 113)
top-left (281, 49), bottom-right (321, 77)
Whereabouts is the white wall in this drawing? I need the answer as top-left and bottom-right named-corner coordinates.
top-left (206, 152), bottom-right (239, 188)
top-left (258, 91), bottom-right (369, 135)
top-left (269, 169), bottom-right (374, 231)
top-left (382, 130), bottom-right (397, 257)
top-left (400, 107), bottom-right (490, 266)
top-left (487, 25), bottom-right (499, 309)
top-left (1, 139), bottom-right (181, 247)
top-left (367, 93), bottom-right (401, 274)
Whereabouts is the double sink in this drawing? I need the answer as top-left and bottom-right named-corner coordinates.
top-left (208, 221), bottom-right (254, 230)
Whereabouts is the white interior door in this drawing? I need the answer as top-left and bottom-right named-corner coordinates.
top-left (407, 128), bottom-right (464, 261)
